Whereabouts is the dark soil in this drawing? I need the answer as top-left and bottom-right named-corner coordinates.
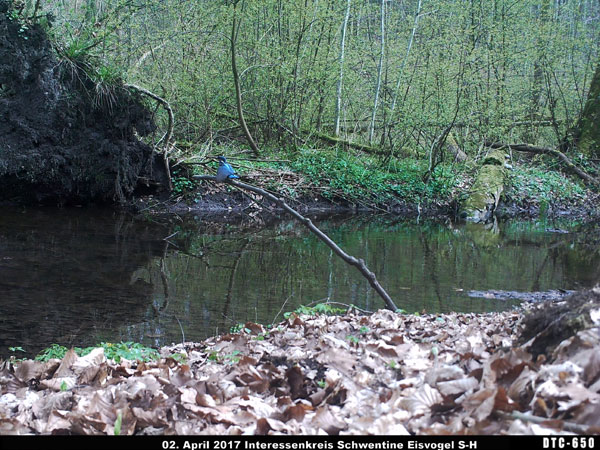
top-left (519, 286), bottom-right (600, 359)
top-left (0, 2), bottom-right (167, 205)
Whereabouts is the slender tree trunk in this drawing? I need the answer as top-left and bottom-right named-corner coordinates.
top-left (231, 1), bottom-right (261, 157)
top-left (529, 0), bottom-right (551, 141)
top-left (389, 0), bottom-right (422, 120)
top-left (335, 0), bottom-right (351, 137)
top-left (368, 0), bottom-right (385, 145)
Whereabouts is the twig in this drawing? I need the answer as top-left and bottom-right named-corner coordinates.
top-left (174, 316), bottom-right (186, 345)
top-left (163, 231), bottom-right (179, 241)
top-left (271, 294), bottom-right (293, 327)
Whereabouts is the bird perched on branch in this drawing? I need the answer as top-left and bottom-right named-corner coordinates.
top-left (216, 156), bottom-right (239, 182)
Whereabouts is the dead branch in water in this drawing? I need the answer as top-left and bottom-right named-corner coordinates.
top-left (194, 175), bottom-right (398, 312)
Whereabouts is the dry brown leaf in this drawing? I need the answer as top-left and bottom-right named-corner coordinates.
top-left (400, 384), bottom-right (443, 416)
top-left (286, 366), bottom-right (305, 399)
top-left (31, 391), bottom-right (73, 421)
top-left (437, 377), bottom-right (479, 396)
top-left (281, 403), bottom-right (309, 423)
top-left (53, 349), bottom-right (78, 379)
top-left (310, 406), bottom-right (346, 435)
top-left (40, 377), bottom-right (76, 392)
top-left (14, 361), bottom-right (44, 384)
top-left (462, 388), bottom-right (496, 422)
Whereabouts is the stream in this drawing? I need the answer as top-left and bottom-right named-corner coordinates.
top-left (1, 206), bottom-right (598, 358)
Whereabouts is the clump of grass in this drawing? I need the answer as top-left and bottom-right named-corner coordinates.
top-left (55, 35), bottom-right (124, 112)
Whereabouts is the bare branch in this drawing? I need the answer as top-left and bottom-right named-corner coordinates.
top-left (194, 175), bottom-right (399, 312)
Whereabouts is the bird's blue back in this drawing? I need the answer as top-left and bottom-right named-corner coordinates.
top-left (216, 158), bottom-right (239, 182)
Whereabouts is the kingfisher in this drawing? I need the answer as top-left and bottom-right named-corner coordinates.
top-left (216, 156), bottom-right (239, 182)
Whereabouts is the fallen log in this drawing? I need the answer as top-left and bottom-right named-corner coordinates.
top-left (485, 141), bottom-right (599, 187)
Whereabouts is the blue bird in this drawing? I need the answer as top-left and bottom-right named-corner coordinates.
top-left (216, 156), bottom-right (239, 182)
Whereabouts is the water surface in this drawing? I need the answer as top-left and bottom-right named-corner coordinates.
top-left (1, 207), bottom-right (598, 358)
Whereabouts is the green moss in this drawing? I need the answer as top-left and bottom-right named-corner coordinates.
top-left (481, 150), bottom-right (507, 166)
top-left (462, 164), bottom-right (506, 219)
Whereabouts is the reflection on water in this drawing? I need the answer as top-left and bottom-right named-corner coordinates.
top-left (0, 207), bottom-right (598, 358)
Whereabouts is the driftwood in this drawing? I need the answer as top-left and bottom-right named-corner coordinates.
top-left (485, 141), bottom-right (599, 186)
top-left (194, 175), bottom-right (398, 312)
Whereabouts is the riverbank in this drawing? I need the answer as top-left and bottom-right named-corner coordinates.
top-left (1, 289), bottom-right (599, 435)
top-left (136, 151), bottom-right (599, 222)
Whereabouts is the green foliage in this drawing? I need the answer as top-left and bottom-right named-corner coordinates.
top-left (207, 349), bottom-right (242, 365)
top-left (37, 0), bottom-right (598, 156)
top-left (346, 335), bottom-right (360, 344)
top-left (289, 150), bottom-right (460, 205)
top-left (229, 323), bottom-right (246, 334)
top-left (23, 0), bottom-right (597, 207)
top-left (114, 411), bottom-right (122, 436)
top-left (505, 165), bottom-right (587, 206)
top-left (35, 344), bottom-right (70, 361)
top-left (172, 168), bottom-right (196, 196)
top-left (7, 346), bottom-right (27, 363)
top-left (35, 342), bottom-right (159, 363)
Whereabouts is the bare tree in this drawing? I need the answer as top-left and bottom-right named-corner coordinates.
top-left (231, 0), bottom-right (261, 157)
top-left (368, 0), bottom-right (386, 145)
top-left (335, 0), bottom-right (352, 137)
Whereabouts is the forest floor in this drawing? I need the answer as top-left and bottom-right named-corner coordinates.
top-left (1, 289), bottom-right (599, 435)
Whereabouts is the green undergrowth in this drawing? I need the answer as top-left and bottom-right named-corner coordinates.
top-left (505, 164), bottom-right (587, 207)
top-left (288, 150), bottom-right (460, 204)
top-left (34, 342), bottom-right (160, 363)
top-left (175, 145), bottom-right (594, 212)
top-left (183, 147), bottom-right (463, 206)
top-left (283, 302), bottom-right (348, 318)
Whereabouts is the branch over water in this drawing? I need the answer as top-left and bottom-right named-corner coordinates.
top-left (194, 175), bottom-right (398, 311)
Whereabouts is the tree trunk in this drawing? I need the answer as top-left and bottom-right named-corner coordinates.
top-left (368, 0), bottom-right (385, 145)
top-left (572, 61), bottom-right (600, 158)
top-left (231, 1), bottom-right (261, 157)
top-left (334, 0), bottom-right (351, 137)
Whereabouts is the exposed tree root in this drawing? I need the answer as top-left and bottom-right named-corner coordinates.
top-left (125, 83), bottom-right (174, 191)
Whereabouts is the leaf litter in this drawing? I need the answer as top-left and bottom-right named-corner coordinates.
top-left (1, 289), bottom-right (600, 435)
